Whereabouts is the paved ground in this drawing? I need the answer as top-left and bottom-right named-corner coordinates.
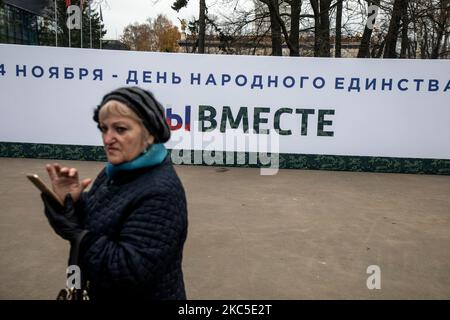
top-left (0, 157), bottom-right (449, 300)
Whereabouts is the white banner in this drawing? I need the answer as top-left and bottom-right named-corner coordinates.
top-left (0, 44), bottom-right (449, 159)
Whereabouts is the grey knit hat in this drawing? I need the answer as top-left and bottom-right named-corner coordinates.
top-left (93, 86), bottom-right (170, 143)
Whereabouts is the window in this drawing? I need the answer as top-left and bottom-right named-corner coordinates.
top-left (0, 3), bottom-right (39, 45)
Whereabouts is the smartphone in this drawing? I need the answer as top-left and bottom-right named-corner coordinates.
top-left (26, 174), bottom-right (64, 206)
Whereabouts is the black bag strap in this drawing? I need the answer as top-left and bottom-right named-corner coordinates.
top-left (68, 230), bottom-right (89, 266)
top-left (67, 230), bottom-right (90, 298)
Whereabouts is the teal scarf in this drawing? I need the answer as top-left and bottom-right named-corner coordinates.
top-left (106, 143), bottom-right (167, 179)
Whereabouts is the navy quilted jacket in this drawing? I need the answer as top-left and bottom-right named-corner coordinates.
top-left (77, 155), bottom-right (188, 300)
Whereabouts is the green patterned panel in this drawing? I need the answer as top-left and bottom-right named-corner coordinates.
top-left (0, 142), bottom-right (106, 161)
top-left (1, 142), bottom-right (449, 175)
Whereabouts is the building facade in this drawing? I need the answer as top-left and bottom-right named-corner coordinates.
top-left (0, 0), bottom-right (48, 45)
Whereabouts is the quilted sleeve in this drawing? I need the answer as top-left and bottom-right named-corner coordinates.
top-left (79, 190), bottom-right (187, 289)
top-left (75, 170), bottom-right (106, 225)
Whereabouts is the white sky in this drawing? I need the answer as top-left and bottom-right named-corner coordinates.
top-left (101, 0), bottom-right (199, 39)
top-left (101, 0), bottom-right (200, 39)
top-left (101, 0), bottom-right (254, 40)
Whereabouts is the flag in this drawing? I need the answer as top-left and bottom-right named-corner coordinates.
top-left (65, 0), bottom-right (71, 7)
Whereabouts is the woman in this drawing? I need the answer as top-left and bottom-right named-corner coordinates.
top-left (41, 86), bottom-right (188, 300)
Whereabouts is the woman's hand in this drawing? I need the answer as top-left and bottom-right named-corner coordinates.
top-left (46, 163), bottom-right (92, 203)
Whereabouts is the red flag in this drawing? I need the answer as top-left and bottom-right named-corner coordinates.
top-left (65, 0), bottom-right (71, 7)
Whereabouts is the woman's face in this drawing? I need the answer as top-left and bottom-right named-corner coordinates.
top-left (99, 106), bottom-right (154, 165)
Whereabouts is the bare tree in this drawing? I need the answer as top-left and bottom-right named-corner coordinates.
top-left (431, 0), bottom-right (449, 58)
top-left (198, 0), bottom-right (206, 53)
top-left (358, 0), bottom-right (381, 58)
top-left (383, 0), bottom-right (407, 58)
top-left (176, 0), bottom-right (449, 59)
top-left (172, 0), bottom-right (207, 53)
top-left (405, 0), bottom-right (449, 59)
top-left (257, 0), bottom-right (283, 55)
top-left (217, 1), bottom-right (273, 56)
top-left (335, 0), bottom-right (343, 57)
top-left (310, 0), bottom-right (332, 57)
top-left (399, 0), bottom-right (408, 58)
top-left (289, 0), bottom-right (302, 56)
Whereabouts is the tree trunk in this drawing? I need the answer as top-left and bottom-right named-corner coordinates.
top-left (431, 0), bottom-right (448, 59)
top-left (411, 8), bottom-right (419, 59)
top-left (266, 0), bottom-right (298, 55)
top-left (289, 0), bottom-right (301, 56)
top-left (399, 23), bottom-right (409, 58)
top-left (318, 0), bottom-right (331, 57)
top-left (335, 0), bottom-right (343, 57)
top-left (374, 40), bottom-right (385, 58)
top-left (421, 23), bottom-right (428, 58)
top-left (399, 1), bottom-right (409, 58)
top-left (269, 0), bottom-right (282, 56)
top-left (198, 0), bottom-right (206, 53)
top-left (358, 0), bottom-right (380, 58)
top-left (310, 0), bottom-right (320, 56)
top-left (311, 0), bottom-right (331, 57)
top-left (431, 26), bottom-right (444, 59)
top-left (383, 0), bottom-right (408, 58)
top-left (442, 31), bottom-right (449, 58)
